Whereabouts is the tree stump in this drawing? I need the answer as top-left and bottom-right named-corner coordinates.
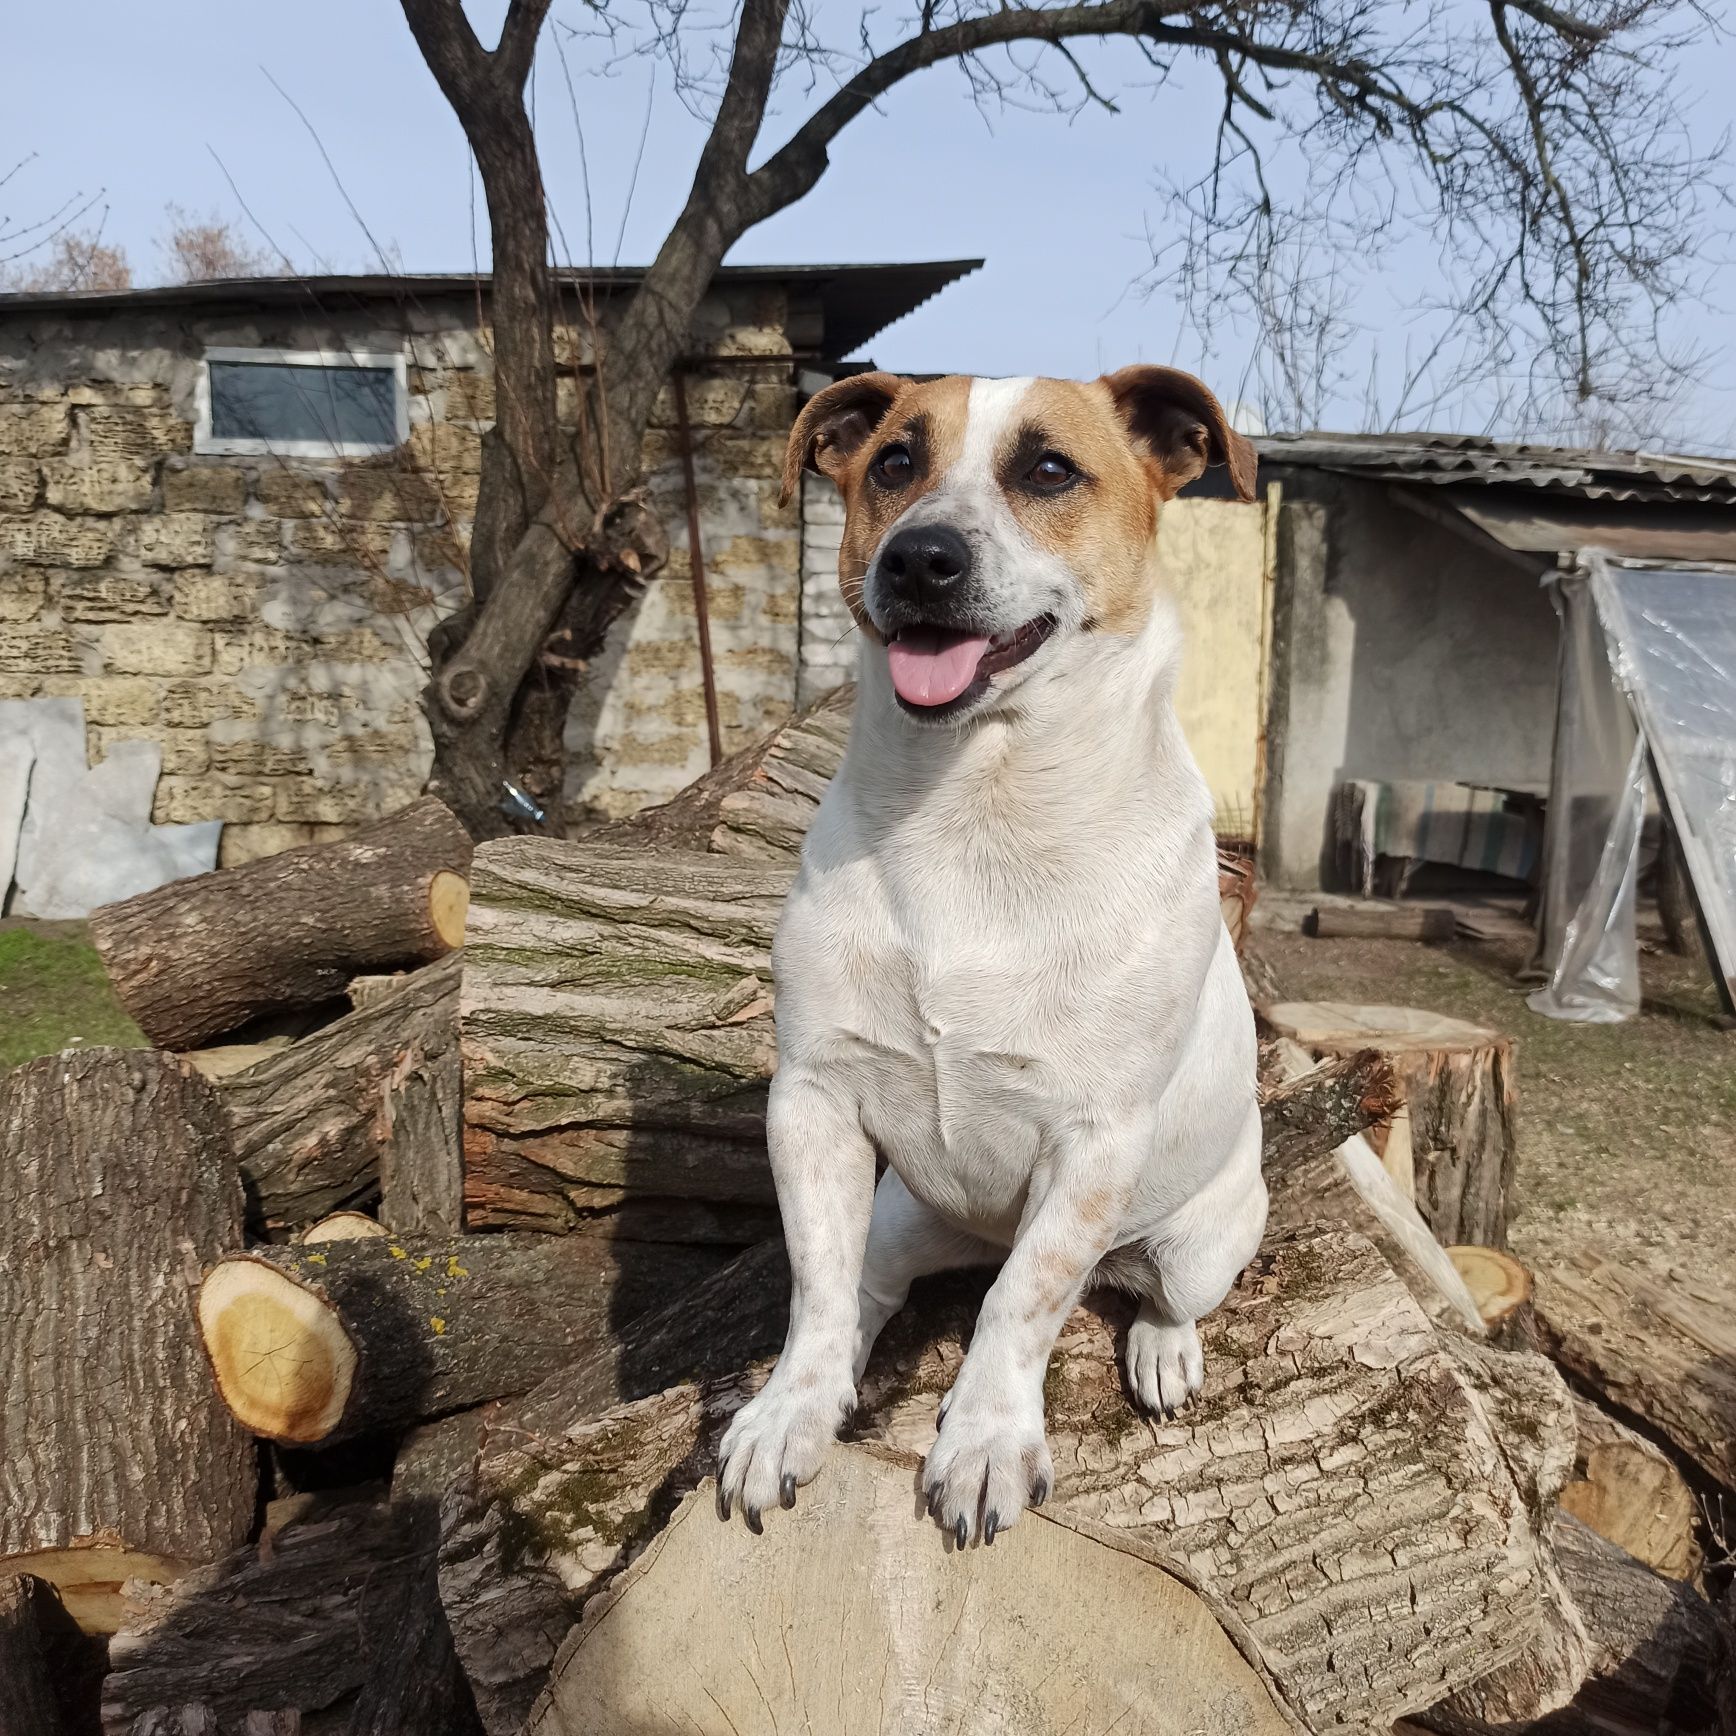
top-left (90, 795), bottom-right (473, 1049)
top-left (439, 1232), bottom-right (1557, 1736)
top-left (1260, 1001), bottom-right (1517, 1247)
top-left (0, 1050), bottom-right (255, 1633)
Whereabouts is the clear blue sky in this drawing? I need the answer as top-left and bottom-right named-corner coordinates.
top-left (7, 0), bottom-right (1735, 445)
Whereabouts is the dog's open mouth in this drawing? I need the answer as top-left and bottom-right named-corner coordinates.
top-left (886, 616), bottom-right (1057, 711)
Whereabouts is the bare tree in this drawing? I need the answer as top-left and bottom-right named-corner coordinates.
top-left (157, 204), bottom-right (278, 284)
top-left (396, 0), bottom-right (1724, 836)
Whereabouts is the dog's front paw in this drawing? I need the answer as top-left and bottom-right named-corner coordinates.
top-left (922, 1381), bottom-right (1052, 1548)
top-left (1125, 1313), bottom-right (1204, 1416)
top-left (716, 1371), bottom-right (853, 1532)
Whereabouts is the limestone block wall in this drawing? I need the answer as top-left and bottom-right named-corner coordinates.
top-left (798, 473), bottom-right (854, 703)
top-left (0, 284), bottom-right (807, 851)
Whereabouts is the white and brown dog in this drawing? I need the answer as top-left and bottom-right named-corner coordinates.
top-left (716, 367), bottom-right (1266, 1547)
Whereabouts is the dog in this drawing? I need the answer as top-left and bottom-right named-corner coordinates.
top-left (716, 366), bottom-right (1266, 1547)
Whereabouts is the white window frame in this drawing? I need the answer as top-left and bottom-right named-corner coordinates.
top-left (194, 346), bottom-right (409, 458)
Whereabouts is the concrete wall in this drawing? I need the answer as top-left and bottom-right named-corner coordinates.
top-left (0, 284), bottom-right (805, 852)
top-left (1262, 474), bottom-right (1557, 889)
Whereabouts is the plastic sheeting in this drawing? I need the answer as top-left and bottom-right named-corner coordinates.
top-left (1529, 555), bottom-right (1736, 1022)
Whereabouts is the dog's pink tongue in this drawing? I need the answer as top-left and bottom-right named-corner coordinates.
top-left (886, 627), bottom-right (991, 707)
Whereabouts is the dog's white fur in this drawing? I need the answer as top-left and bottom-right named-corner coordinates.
top-left (717, 373), bottom-right (1265, 1545)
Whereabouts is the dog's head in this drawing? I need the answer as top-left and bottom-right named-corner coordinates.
top-left (782, 369), bottom-right (1257, 722)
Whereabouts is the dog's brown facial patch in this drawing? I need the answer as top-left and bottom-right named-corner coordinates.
top-left (988, 378), bottom-right (1165, 636)
top-left (826, 377), bottom-right (972, 635)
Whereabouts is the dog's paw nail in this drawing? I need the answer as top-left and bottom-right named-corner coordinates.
top-left (745, 1505), bottom-right (764, 1536)
top-left (1031, 1474), bottom-right (1051, 1507)
top-left (926, 1487), bottom-right (942, 1519)
top-left (780, 1472), bottom-right (797, 1510)
top-left (717, 1483), bottom-right (733, 1522)
top-left (984, 1509), bottom-right (1000, 1545)
top-left (954, 1513), bottom-right (968, 1550)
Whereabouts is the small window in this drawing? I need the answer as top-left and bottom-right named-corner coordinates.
top-left (195, 347), bottom-right (407, 457)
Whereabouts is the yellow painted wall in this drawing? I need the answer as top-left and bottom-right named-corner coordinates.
top-left (1159, 492), bottom-right (1273, 842)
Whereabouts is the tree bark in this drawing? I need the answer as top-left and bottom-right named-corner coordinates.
top-left (1558, 1396), bottom-right (1701, 1582)
top-left (533, 1450), bottom-right (1301, 1736)
top-left (220, 953), bottom-right (464, 1237)
top-left (90, 797), bottom-right (473, 1049)
top-left (0, 1050), bottom-right (256, 1635)
top-left (460, 838), bottom-right (787, 1233)
top-left (1260, 1002), bottom-right (1518, 1247)
top-left (1531, 1245), bottom-right (1736, 1488)
top-left (101, 1495), bottom-right (482, 1736)
top-left (198, 1232), bottom-right (730, 1446)
top-left (1421, 1514), bottom-right (1724, 1736)
top-left (439, 1231), bottom-right (1555, 1736)
top-left (0, 1575), bottom-right (65, 1736)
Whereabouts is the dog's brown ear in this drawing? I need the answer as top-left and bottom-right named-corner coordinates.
top-left (1101, 365), bottom-right (1258, 502)
top-left (781, 372), bottom-right (905, 505)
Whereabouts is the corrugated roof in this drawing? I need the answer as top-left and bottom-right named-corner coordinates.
top-left (1255, 432), bottom-right (1736, 506)
top-left (0, 260), bottom-right (982, 361)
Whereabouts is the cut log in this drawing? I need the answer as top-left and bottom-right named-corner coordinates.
top-left (90, 795), bottom-right (472, 1049)
top-left (1265, 1043), bottom-right (1486, 1333)
top-left (300, 1210), bottom-right (389, 1243)
top-left (1421, 1514), bottom-right (1723, 1736)
top-left (0, 1050), bottom-right (255, 1635)
top-left (1532, 1245), bottom-right (1736, 1489)
top-left (461, 838), bottom-right (788, 1233)
top-left (1559, 1396), bottom-right (1702, 1581)
top-left (221, 953), bottom-right (463, 1236)
top-left (532, 1450), bottom-right (1298, 1736)
top-left (440, 1232), bottom-right (1552, 1736)
top-left (462, 845), bottom-right (1378, 1238)
top-left (199, 1232), bottom-right (730, 1446)
top-left (100, 1495), bottom-right (483, 1736)
top-left (0, 1575), bottom-right (65, 1736)
top-left (1305, 903), bottom-right (1458, 943)
top-left (1448, 1245), bottom-right (1535, 1342)
top-left (1260, 1001), bottom-right (1517, 1247)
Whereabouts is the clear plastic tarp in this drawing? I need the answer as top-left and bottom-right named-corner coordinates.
top-left (1529, 554), bottom-right (1736, 1022)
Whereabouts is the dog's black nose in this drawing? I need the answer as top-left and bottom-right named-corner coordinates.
top-left (878, 524), bottom-right (972, 605)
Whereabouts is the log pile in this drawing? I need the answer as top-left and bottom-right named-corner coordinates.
top-left (3, 697), bottom-right (1730, 1734)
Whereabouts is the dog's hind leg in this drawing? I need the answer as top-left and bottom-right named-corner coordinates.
top-left (855, 1169), bottom-right (1000, 1382)
top-left (1123, 1105), bottom-right (1266, 1417)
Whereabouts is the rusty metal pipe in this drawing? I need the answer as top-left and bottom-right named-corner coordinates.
top-left (673, 369), bottom-right (724, 769)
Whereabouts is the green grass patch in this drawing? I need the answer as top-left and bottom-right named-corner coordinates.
top-left (0, 926), bottom-right (146, 1071)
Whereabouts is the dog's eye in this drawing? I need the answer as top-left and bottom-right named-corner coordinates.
top-left (870, 444), bottom-right (913, 488)
top-left (1026, 452), bottom-right (1078, 493)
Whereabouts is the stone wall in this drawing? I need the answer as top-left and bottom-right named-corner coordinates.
top-left (798, 472), bottom-right (853, 703)
top-left (0, 284), bottom-right (807, 856)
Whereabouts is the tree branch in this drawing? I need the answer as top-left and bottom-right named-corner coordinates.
top-left (497, 0), bottom-right (554, 90)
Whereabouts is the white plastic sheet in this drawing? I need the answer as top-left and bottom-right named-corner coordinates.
top-left (1530, 555), bottom-right (1736, 1022)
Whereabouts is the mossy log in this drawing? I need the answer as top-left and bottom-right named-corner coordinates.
top-left (221, 953), bottom-right (464, 1236)
top-left (90, 795), bottom-right (472, 1049)
top-left (0, 1050), bottom-right (255, 1635)
top-left (198, 1232), bottom-right (729, 1446)
top-left (438, 1231), bottom-right (1555, 1736)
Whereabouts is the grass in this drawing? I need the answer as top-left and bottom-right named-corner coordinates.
top-left (0, 924), bottom-right (146, 1071)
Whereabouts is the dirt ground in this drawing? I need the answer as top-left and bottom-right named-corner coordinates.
top-left (1253, 914), bottom-right (1736, 1276)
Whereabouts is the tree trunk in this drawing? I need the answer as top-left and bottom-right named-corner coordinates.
top-left (460, 838), bottom-right (787, 1233)
top-left (198, 1232), bottom-right (730, 1446)
top-left (220, 953), bottom-right (464, 1237)
top-left (439, 1231), bottom-right (1556, 1736)
top-left (533, 1449), bottom-right (1300, 1736)
top-left (0, 1050), bottom-right (256, 1634)
top-left (90, 797), bottom-right (473, 1049)
top-left (101, 1495), bottom-right (482, 1736)
top-left (1422, 1514), bottom-right (1724, 1736)
top-left (1558, 1396), bottom-right (1701, 1582)
top-left (1260, 1002), bottom-right (1518, 1247)
top-left (0, 1576), bottom-right (65, 1736)
top-left (1531, 1245), bottom-right (1736, 1488)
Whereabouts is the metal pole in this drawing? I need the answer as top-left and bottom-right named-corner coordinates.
top-left (673, 369), bottom-right (724, 769)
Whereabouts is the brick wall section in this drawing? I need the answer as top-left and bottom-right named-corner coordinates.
top-left (0, 286), bottom-right (807, 852)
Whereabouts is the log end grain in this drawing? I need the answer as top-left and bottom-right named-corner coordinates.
top-left (1449, 1245), bottom-right (1533, 1331)
top-left (430, 869), bottom-right (470, 951)
top-left (199, 1258), bottom-right (358, 1445)
top-left (301, 1211), bottom-right (390, 1244)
